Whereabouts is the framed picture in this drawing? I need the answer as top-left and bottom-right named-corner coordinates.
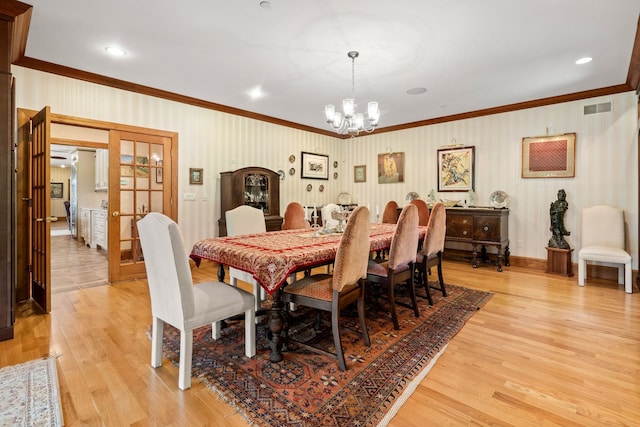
top-left (50, 182), bottom-right (63, 199)
top-left (377, 152), bottom-right (404, 184)
top-left (189, 168), bottom-right (203, 185)
top-left (301, 151), bottom-right (329, 180)
top-left (354, 165), bottom-right (366, 183)
top-left (522, 133), bottom-right (576, 178)
top-left (155, 160), bottom-right (163, 184)
top-left (437, 145), bottom-right (475, 191)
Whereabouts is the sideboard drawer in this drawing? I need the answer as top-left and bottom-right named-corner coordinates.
top-left (473, 216), bottom-right (502, 243)
top-left (446, 214), bottom-right (473, 240)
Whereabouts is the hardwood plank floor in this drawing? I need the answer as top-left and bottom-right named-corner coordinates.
top-left (1, 260), bottom-right (638, 426)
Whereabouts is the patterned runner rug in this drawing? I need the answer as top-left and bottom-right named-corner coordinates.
top-left (159, 283), bottom-right (492, 426)
top-left (0, 356), bottom-right (64, 427)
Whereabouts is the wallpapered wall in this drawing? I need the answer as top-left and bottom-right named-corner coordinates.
top-left (12, 66), bottom-right (639, 268)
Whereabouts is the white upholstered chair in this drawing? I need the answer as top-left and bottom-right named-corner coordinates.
top-left (321, 203), bottom-right (341, 229)
top-left (226, 205), bottom-right (267, 311)
top-left (578, 205), bottom-right (632, 293)
top-left (137, 212), bottom-right (256, 390)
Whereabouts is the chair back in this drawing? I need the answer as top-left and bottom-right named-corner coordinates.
top-left (226, 205), bottom-right (266, 236)
top-left (581, 205), bottom-right (625, 249)
top-left (410, 199), bottom-right (430, 226)
top-left (282, 202), bottom-right (310, 230)
top-left (381, 200), bottom-right (399, 224)
top-left (321, 203), bottom-right (340, 227)
top-left (388, 204), bottom-right (419, 269)
top-left (137, 212), bottom-right (194, 328)
top-left (332, 206), bottom-right (371, 291)
top-left (421, 202), bottom-right (446, 257)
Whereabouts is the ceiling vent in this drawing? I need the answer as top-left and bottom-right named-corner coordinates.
top-left (583, 101), bottom-right (612, 115)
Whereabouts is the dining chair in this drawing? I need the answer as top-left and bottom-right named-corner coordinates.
top-left (381, 200), bottom-right (399, 224)
top-left (415, 202), bottom-right (447, 305)
top-left (321, 203), bottom-right (341, 229)
top-left (282, 202), bottom-right (310, 230)
top-left (410, 199), bottom-right (430, 226)
top-left (138, 212), bottom-right (256, 390)
top-left (282, 206), bottom-right (371, 371)
top-left (578, 205), bottom-right (632, 293)
top-left (226, 205), bottom-right (267, 311)
top-left (366, 204), bottom-right (420, 330)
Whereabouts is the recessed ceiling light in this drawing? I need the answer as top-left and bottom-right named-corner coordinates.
top-left (406, 87), bottom-right (427, 95)
top-left (259, 1), bottom-right (271, 9)
top-left (576, 57), bottom-right (592, 65)
top-left (105, 46), bottom-right (126, 57)
top-left (248, 86), bottom-right (264, 100)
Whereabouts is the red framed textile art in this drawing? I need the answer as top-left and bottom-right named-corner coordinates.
top-left (522, 133), bottom-right (576, 178)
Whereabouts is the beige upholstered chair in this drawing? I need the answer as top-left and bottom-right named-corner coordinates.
top-left (381, 200), bottom-right (399, 224)
top-left (226, 205), bottom-right (267, 311)
top-left (282, 202), bottom-right (310, 230)
top-left (283, 206), bottom-right (372, 371)
top-left (367, 204), bottom-right (420, 329)
top-left (415, 202), bottom-right (447, 305)
top-left (410, 199), bottom-right (430, 227)
top-left (578, 205), bottom-right (632, 293)
top-left (321, 203), bottom-right (341, 229)
top-left (137, 212), bottom-right (256, 390)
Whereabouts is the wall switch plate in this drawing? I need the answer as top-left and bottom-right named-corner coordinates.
top-left (183, 193), bottom-right (196, 201)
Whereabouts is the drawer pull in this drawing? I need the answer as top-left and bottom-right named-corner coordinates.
top-left (483, 226), bottom-right (489, 232)
top-left (463, 231), bottom-right (467, 235)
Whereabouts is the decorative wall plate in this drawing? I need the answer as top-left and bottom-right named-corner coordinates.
top-left (289, 167), bottom-right (295, 176)
top-left (333, 161), bottom-right (338, 168)
top-left (277, 169), bottom-right (285, 181)
top-left (289, 154), bottom-right (296, 163)
top-left (319, 184), bottom-right (325, 192)
top-left (333, 172), bottom-right (338, 179)
top-left (490, 190), bottom-right (509, 208)
top-left (306, 184), bottom-right (312, 191)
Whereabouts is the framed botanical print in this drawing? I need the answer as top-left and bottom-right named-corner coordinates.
top-left (189, 168), bottom-right (203, 185)
top-left (354, 165), bottom-right (366, 183)
top-left (437, 145), bottom-right (475, 191)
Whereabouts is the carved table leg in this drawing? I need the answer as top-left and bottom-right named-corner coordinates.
top-left (472, 244), bottom-right (479, 268)
top-left (267, 288), bottom-right (285, 362)
top-left (504, 244), bottom-right (511, 266)
top-left (496, 247), bottom-right (503, 272)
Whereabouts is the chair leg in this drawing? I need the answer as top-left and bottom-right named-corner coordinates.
top-left (618, 265), bottom-right (624, 285)
top-left (331, 307), bottom-right (347, 371)
top-left (578, 259), bottom-right (586, 286)
top-left (245, 308), bottom-right (256, 357)
top-left (212, 321), bottom-right (222, 339)
top-left (437, 255), bottom-right (447, 297)
top-left (178, 329), bottom-right (193, 390)
top-left (151, 317), bottom-right (164, 368)
top-left (421, 261), bottom-right (434, 306)
top-left (387, 281), bottom-right (400, 330)
top-left (625, 263), bottom-right (632, 294)
top-left (407, 268), bottom-right (420, 319)
top-left (357, 283), bottom-right (370, 346)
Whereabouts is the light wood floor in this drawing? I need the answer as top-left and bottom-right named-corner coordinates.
top-left (1, 259), bottom-right (638, 426)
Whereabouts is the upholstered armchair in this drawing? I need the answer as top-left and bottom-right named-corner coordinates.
top-left (578, 205), bottom-right (632, 293)
top-left (282, 206), bottom-right (372, 371)
top-left (367, 204), bottom-right (420, 329)
top-left (137, 212), bottom-right (256, 390)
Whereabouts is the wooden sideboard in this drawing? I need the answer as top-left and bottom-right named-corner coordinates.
top-left (445, 207), bottom-right (510, 271)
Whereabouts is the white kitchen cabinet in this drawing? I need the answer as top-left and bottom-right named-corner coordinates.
top-left (91, 209), bottom-right (108, 250)
top-left (79, 208), bottom-right (91, 246)
top-left (95, 149), bottom-right (108, 191)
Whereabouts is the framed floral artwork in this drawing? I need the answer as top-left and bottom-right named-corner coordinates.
top-left (437, 146), bottom-right (474, 191)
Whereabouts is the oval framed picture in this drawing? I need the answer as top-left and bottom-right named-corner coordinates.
top-left (333, 172), bottom-right (338, 179)
top-left (289, 154), bottom-right (296, 163)
top-left (333, 160), bottom-right (338, 168)
top-left (319, 184), bottom-right (325, 192)
top-left (289, 167), bottom-right (295, 176)
top-left (306, 184), bottom-right (312, 192)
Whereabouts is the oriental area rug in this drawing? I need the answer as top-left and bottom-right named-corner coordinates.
top-left (159, 283), bottom-right (492, 426)
top-left (0, 356), bottom-right (64, 427)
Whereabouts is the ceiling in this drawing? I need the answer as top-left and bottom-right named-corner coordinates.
top-left (18, 0), bottom-right (640, 139)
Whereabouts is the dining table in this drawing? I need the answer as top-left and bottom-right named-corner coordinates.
top-left (190, 223), bottom-right (427, 362)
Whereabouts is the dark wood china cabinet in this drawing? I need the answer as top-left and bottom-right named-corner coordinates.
top-left (218, 167), bottom-right (283, 236)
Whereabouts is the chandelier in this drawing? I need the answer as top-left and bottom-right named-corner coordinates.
top-left (324, 51), bottom-right (380, 136)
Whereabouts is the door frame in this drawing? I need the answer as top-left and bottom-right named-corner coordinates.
top-left (16, 108), bottom-right (178, 305)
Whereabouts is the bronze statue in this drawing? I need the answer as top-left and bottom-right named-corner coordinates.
top-left (549, 189), bottom-right (570, 249)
